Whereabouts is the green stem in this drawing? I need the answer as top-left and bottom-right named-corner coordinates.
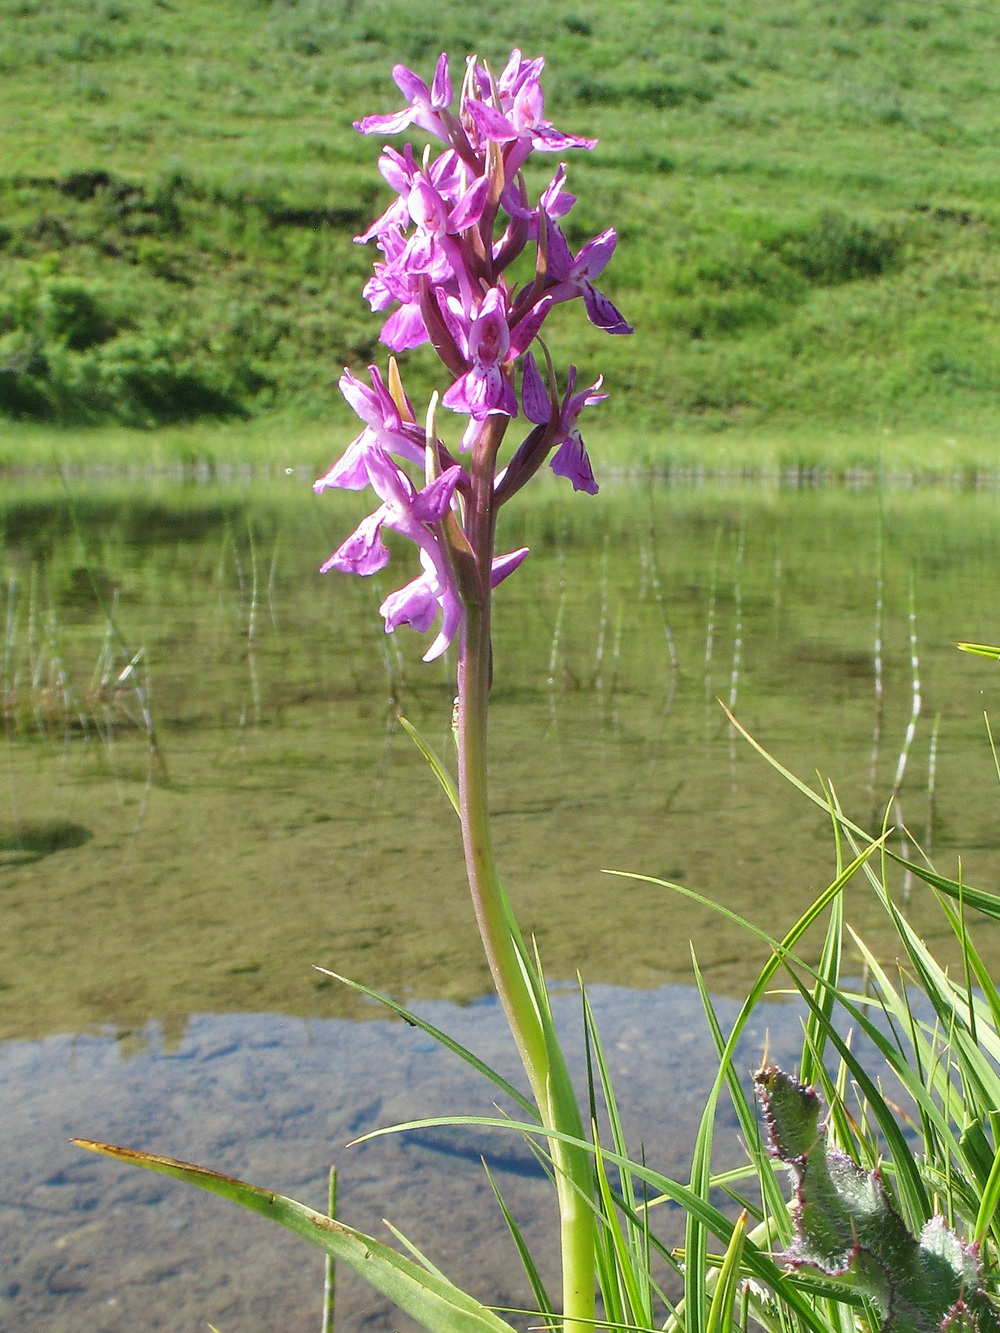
top-left (322, 1165), bottom-right (337, 1333)
top-left (455, 420), bottom-right (595, 1333)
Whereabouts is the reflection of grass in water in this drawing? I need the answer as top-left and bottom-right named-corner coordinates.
top-left (7, 417), bottom-right (1000, 483)
top-left (4, 478), bottom-right (1000, 1045)
top-left (1, 562), bottom-right (159, 752)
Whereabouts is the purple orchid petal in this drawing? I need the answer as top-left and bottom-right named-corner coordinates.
top-left (442, 289), bottom-right (537, 418)
top-left (440, 370), bottom-right (480, 416)
top-left (428, 147), bottom-right (464, 196)
top-left (334, 366), bottom-right (425, 465)
top-left (539, 165), bottom-right (576, 220)
top-left (407, 179), bottom-right (450, 234)
top-left (440, 293), bottom-right (471, 359)
top-left (354, 194), bottom-right (410, 245)
top-left (339, 365), bottom-right (394, 428)
top-left (458, 417), bottom-right (480, 453)
top-left (481, 55), bottom-right (597, 153)
top-left (531, 125), bottom-right (598, 152)
top-left (321, 508), bottom-right (391, 574)
top-left (313, 433), bottom-right (373, 493)
top-left (466, 100), bottom-right (519, 145)
top-left (410, 465), bottom-right (464, 523)
top-left (567, 374), bottom-right (609, 417)
top-left (582, 282), bottom-right (633, 335)
top-left (442, 364), bottom-right (518, 419)
top-left (380, 568), bottom-right (441, 634)
top-left (510, 78), bottom-right (545, 136)
top-left (353, 107), bottom-right (419, 136)
top-left (509, 294), bottom-right (552, 356)
top-left (491, 547), bottom-right (529, 585)
top-left (362, 443), bottom-right (417, 514)
top-left (355, 57), bottom-right (452, 140)
top-left (379, 551), bottom-right (462, 661)
top-left (392, 64), bottom-right (431, 105)
top-left (563, 366), bottom-right (608, 416)
top-left (542, 215), bottom-right (576, 280)
top-left (499, 184), bottom-right (533, 222)
top-left (468, 288), bottom-right (511, 365)
top-left (423, 585), bottom-right (462, 661)
top-left (430, 53), bottom-right (452, 108)
top-left (550, 439), bottom-right (598, 494)
top-left (379, 144), bottom-right (419, 193)
top-left (572, 227), bottom-right (618, 281)
top-left (363, 271), bottom-right (396, 312)
top-left (381, 303), bottom-right (429, 350)
top-left (448, 173), bottom-right (491, 231)
top-left (541, 220), bottom-right (633, 334)
top-left (496, 49), bottom-right (545, 101)
top-left (520, 362), bottom-right (608, 494)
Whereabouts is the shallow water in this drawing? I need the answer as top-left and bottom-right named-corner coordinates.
top-left (1, 987), bottom-right (812, 1333)
top-left (4, 473), bottom-right (1000, 1330)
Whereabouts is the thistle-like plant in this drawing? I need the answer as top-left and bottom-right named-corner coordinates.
top-left (757, 1066), bottom-right (1000, 1333)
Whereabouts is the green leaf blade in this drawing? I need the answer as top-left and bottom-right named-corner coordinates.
top-left (74, 1140), bottom-right (518, 1333)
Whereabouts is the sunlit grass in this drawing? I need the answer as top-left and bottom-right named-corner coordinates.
top-left (7, 415), bottom-right (1000, 481)
top-left (2, 0), bottom-right (1000, 440)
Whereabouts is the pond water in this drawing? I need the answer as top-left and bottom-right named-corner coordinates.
top-left (4, 473), bottom-right (1000, 1332)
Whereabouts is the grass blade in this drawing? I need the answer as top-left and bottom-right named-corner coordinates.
top-left (706, 1211), bottom-right (747, 1333)
top-left (323, 1165), bottom-right (336, 1333)
top-left (74, 1141), bottom-right (518, 1333)
top-left (315, 970), bottom-right (537, 1121)
top-left (481, 1161), bottom-right (557, 1329)
top-left (348, 1112), bottom-right (837, 1333)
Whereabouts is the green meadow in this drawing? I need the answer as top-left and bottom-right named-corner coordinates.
top-left (2, 0), bottom-right (1000, 470)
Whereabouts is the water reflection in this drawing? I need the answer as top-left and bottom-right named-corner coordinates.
top-left (4, 474), bottom-right (1000, 1329)
top-left (3, 476), bottom-right (1000, 1041)
top-left (1, 987), bottom-right (808, 1332)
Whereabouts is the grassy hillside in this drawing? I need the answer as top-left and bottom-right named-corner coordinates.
top-left (2, 0), bottom-right (1000, 449)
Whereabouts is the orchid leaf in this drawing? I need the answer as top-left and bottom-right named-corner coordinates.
top-left (73, 1141), bottom-right (518, 1333)
top-left (397, 714), bottom-right (460, 816)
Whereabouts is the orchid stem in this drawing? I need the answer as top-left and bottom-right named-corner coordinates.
top-left (456, 424), bottom-right (595, 1333)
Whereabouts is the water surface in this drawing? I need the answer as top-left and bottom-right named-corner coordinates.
top-left (3, 474), bottom-right (1000, 1330)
